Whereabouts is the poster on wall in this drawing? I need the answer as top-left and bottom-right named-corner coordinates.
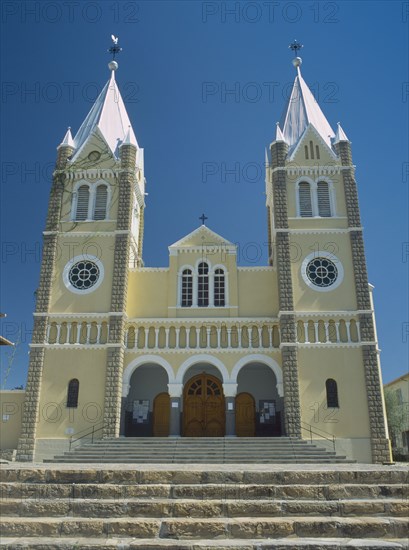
top-left (133, 400), bottom-right (149, 423)
top-left (259, 400), bottom-right (275, 424)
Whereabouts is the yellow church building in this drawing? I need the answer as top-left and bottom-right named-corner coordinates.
top-left (15, 49), bottom-right (391, 464)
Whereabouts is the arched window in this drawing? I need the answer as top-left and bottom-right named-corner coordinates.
top-left (94, 185), bottom-right (108, 220)
top-left (67, 379), bottom-right (79, 408)
top-left (298, 182), bottom-right (313, 217)
top-left (317, 181), bottom-right (331, 217)
top-left (197, 262), bottom-right (209, 307)
top-left (181, 269), bottom-right (193, 307)
top-left (326, 378), bottom-right (339, 408)
top-left (214, 268), bottom-right (225, 307)
top-left (75, 185), bottom-right (90, 220)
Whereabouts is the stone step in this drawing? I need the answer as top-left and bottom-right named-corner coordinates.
top-left (1, 497), bottom-right (408, 519)
top-left (1, 537), bottom-right (408, 549)
top-left (1, 516), bottom-right (408, 539)
top-left (45, 458), bottom-right (354, 464)
top-left (1, 468), bottom-right (407, 485)
top-left (2, 482), bottom-right (407, 500)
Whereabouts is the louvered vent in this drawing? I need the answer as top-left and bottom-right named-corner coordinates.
top-left (299, 182), bottom-right (313, 217)
top-left (94, 185), bottom-right (108, 220)
top-left (75, 185), bottom-right (90, 221)
top-left (317, 181), bottom-right (331, 217)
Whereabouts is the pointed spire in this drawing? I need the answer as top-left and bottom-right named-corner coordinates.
top-left (334, 122), bottom-right (350, 143)
top-left (71, 62), bottom-right (138, 160)
top-left (275, 122), bottom-right (285, 142)
top-left (58, 127), bottom-right (75, 149)
top-left (280, 52), bottom-right (334, 148)
top-left (120, 125), bottom-right (138, 148)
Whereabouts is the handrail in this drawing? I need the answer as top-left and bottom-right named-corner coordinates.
top-left (69, 422), bottom-right (105, 451)
top-left (300, 421), bottom-right (336, 452)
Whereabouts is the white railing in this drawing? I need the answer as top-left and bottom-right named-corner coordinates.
top-left (124, 321), bottom-right (280, 351)
top-left (46, 320), bottom-right (109, 345)
top-left (296, 317), bottom-right (360, 344)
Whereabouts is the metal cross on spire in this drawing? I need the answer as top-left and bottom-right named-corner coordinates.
top-left (289, 39), bottom-right (303, 57)
top-left (199, 214), bottom-right (208, 225)
top-left (108, 35), bottom-right (122, 59)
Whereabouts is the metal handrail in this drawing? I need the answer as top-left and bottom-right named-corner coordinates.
top-left (300, 421), bottom-right (336, 452)
top-left (69, 422), bottom-right (105, 451)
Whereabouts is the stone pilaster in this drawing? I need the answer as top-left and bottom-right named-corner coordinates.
top-left (337, 140), bottom-right (391, 463)
top-left (16, 147), bottom-right (72, 461)
top-left (270, 141), bottom-right (301, 439)
top-left (102, 143), bottom-right (136, 439)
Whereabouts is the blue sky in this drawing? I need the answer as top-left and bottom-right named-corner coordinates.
top-left (0, 0), bottom-right (408, 387)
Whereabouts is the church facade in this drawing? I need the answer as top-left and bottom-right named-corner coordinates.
top-left (16, 53), bottom-right (391, 464)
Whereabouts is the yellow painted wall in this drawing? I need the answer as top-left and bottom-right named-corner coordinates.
top-left (298, 347), bottom-right (371, 438)
top-left (36, 349), bottom-right (106, 438)
top-left (0, 390), bottom-right (25, 450)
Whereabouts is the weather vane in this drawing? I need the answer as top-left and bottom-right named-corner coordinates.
top-left (108, 35), bottom-right (122, 59)
top-left (289, 40), bottom-right (303, 57)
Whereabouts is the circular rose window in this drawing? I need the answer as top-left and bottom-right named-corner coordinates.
top-left (301, 252), bottom-right (344, 292)
top-left (69, 260), bottom-right (100, 290)
top-left (63, 255), bottom-right (104, 294)
top-left (306, 257), bottom-right (338, 287)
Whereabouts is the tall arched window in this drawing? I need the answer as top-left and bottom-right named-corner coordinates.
top-left (317, 181), bottom-right (331, 217)
top-left (181, 269), bottom-right (193, 307)
top-left (298, 182), bottom-right (313, 217)
top-left (197, 262), bottom-right (209, 307)
top-left (94, 184), bottom-right (108, 220)
top-left (75, 185), bottom-right (90, 220)
top-left (214, 268), bottom-right (225, 307)
top-left (67, 379), bottom-right (79, 408)
top-left (326, 378), bottom-right (339, 408)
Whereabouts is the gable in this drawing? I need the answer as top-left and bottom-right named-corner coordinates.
top-left (288, 124), bottom-right (338, 164)
top-left (169, 225), bottom-right (236, 251)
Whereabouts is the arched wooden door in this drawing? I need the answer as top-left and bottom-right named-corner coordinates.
top-left (183, 374), bottom-right (225, 437)
top-left (153, 392), bottom-right (170, 437)
top-left (236, 392), bottom-right (255, 437)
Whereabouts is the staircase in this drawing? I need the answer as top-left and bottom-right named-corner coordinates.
top-left (0, 464), bottom-right (408, 548)
top-left (45, 437), bottom-right (354, 464)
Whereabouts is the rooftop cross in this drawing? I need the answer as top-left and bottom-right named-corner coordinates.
top-left (108, 35), bottom-right (122, 60)
top-left (199, 214), bottom-right (208, 225)
top-left (289, 39), bottom-right (303, 57)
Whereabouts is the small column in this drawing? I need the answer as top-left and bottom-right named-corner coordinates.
top-left (154, 328), bottom-right (160, 349)
top-left (65, 322), bottom-right (72, 344)
top-left (223, 383), bottom-right (238, 436)
top-left (356, 321), bottom-right (361, 342)
top-left (97, 323), bottom-right (102, 344)
top-left (324, 322), bottom-right (330, 343)
top-left (165, 327), bottom-right (170, 349)
top-left (345, 321), bottom-right (351, 342)
top-left (46, 323), bottom-right (51, 343)
top-left (257, 327), bottom-right (263, 348)
top-left (227, 328), bottom-right (232, 349)
top-left (56, 324), bottom-right (61, 344)
top-left (303, 322), bottom-right (309, 343)
top-left (335, 321), bottom-right (340, 343)
top-left (314, 321), bottom-right (319, 343)
top-left (268, 325), bottom-right (273, 347)
top-left (175, 328), bottom-right (180, 348)
top-left (206, 327), bottom-right (211, 348)
top-left (168, 383), bottom-right (183, 436)
top-left (195, 328), bottom-right (200, 348)
top-left (217, 327), bottom-right (221, 348)
top-left (76, 323), bottom-right (82, 344)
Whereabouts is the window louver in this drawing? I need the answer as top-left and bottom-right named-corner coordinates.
top-left (94, 185), bottom-right (108, 220)
top-left (317, 181), bottom-right (331, 217)
top-left (299, 182), bottom-right (313, 217)
top-left (75, 185), bottom-right (89, 221)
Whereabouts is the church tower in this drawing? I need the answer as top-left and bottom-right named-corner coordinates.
top-left (265, 46), bottom-right (391, 463)
top-left (17, 53), bottom-right (145, 460)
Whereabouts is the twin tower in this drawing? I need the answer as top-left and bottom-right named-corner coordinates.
top-left (16, 52), bottom-right (391, 463)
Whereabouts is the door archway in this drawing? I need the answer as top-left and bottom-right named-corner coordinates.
top-left (183, 374), bottom-right (225, 437)
top-left (153, 392), bottom-right (170, 437)
top-left (236, 392), bottom-right (255, 437)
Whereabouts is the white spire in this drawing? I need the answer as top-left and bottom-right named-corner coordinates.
top-left (120, 125), bottom-right (137, 148)
top-left (275, 122), bottom-right (285, 142)
top-left (72, 67), bottom-right (138, 160)
top-left (58, 127), bottom-right (74, 149)
top-left (280, 60), bottom-right (335, 148)
top-left (334, 122), bottom-right (350, 143)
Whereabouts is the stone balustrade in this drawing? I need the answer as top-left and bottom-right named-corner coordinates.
top-left (296, 317), bottom-right (361, 344)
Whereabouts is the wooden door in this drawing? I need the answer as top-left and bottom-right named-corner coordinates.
top-left (183, 374), bottom-right (225, 437)
top-left (153, 392), bottom-right (170, 437)
top-left (236, 392), bottom-right (255, 437)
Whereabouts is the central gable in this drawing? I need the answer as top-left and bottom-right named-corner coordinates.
top-left (169, 225), bottom-right (236, 253)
